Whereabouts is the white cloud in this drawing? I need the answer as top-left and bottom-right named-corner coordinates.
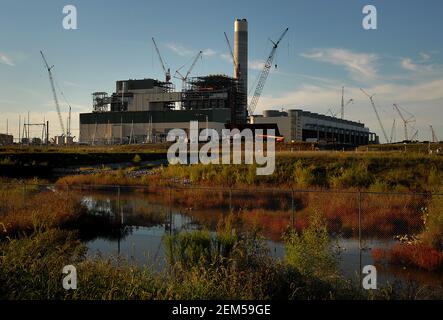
top-left (249, 60), bottom-right (265, 71)
top-left (164, 43), bottom-right (194, 57)
top-left (0, 52), bottom-right (15, 66)
top-left (400, 57), bottom-right (438, 74)
top-left (301, 48), bottom-right (379, 80)
top-left (420, 52), bottom-right (431, 61)
top-left (202, 48), bottom-right (216, 57)
top-left (220, 53), bottom-right (233, 63)
top-left (165, 43), bottom-right (215, 59)
top-left (401, 58), bottom-right (420, 72)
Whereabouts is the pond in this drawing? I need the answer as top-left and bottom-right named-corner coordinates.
top-left (80, 190), bottom-right (443, 289)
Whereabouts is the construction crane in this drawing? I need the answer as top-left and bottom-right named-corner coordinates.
top-left (174, 51), bottom-right (203, 89)
top-left (248, 27), bottom-right (289, 116)
top-left (224, 32), bottom-right (239, 78)
top-left (327, 89), bottom-right (353, 118)
top-left (40, 51), bottom-right (65, 136)
top-left (340, 87), bottom-right (354, 119)
top-left (411, 129), bottom-right (419, 141)
top-left (360, 88), bottom-right (389, 143)
top-left (393, 103), bottom-right (415, 141)
top-left (390, 119), bottom-right (396, 143)
top-left (152, 37), bottom-right (171, 82)
top-left (430, 125), bottom-right (439, 143)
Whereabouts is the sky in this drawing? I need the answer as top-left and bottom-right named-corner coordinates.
top-left (0, 0), bottom-right (442, 142)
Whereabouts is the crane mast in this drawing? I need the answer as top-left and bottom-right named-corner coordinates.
top-left (393, 103), bottom-right (415, 141)
top-left (248, 27), bottom-right (289, 116)
top-left (224, 32), bottom-right (239, 77)
top-left (40, 51), bottom-right (65, 136)
top-left (152, 37), bottom-right (171, 82)
top-left (430, 125), bottom-right (439, 143)
top-left (390, 118), bottom-right (396, 143)
top-left (361, 88), bottom-right (389, 143)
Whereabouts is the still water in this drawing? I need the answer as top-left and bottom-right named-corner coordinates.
top-left (80, 191), bottom-right (443, 288)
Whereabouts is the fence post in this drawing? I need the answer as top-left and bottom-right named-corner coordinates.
top-left (358, 191), bottom-right (362, 250)
top-left (358, 191), bottom-right (362, 290)
top-left (169, 186), bottom-right (173, 235)
top-left (229, 187), bottom-right (232, 213)
top-left (291, 189), bottom-right (295, 229)
top-left (117, 186), bottom-right (121, 223)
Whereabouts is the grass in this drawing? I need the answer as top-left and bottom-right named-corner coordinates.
top-left (0, 184), bottom-right (86, 238)
top-left (0, 194), bottom-right (441, 300)
top-left (139, 152), bottom-right (443, 192)
top-left (0, 215), bottom-right (369, 300)
top-left (372, 192), bottom-right (443, 272)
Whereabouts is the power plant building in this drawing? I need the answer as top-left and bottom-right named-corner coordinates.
top-left (252, 110), bottom-right (377, 145)
top-left (79, 18), bottom-right (377, 147)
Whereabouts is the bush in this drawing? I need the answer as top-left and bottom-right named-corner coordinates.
top-left (284, 210), bottom-right (339, 280)
top-left (421, 195), bottom-right (443, 250)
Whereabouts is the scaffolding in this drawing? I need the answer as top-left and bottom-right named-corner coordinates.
top-left (92, 92), bottom-right (111, 113)
top-left (182, 75), bottom-right (246, 124)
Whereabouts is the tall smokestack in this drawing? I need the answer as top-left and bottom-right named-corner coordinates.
top-left (234, 19), bottom-right (248, 120)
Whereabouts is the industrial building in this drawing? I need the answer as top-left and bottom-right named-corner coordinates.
top-left (252, 110), bottom-right (377, 145)
top-left (80, 19), bottom-right (249, 145)
top-left (79, 18), bottom-right (377, 147)
top-left (0, 134), bottom-right (13, 146)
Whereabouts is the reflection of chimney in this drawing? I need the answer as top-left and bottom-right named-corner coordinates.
top-left (234, 19), bottom-right (248, 118)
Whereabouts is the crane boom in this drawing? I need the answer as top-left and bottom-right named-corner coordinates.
top-left (224, 32), bottom-right (238, 75)
top-left (184, 51), bottom-right (202, 80)
top-left (248, 27), bottom-right (289, 116)
top-left (175, 51), bottom-right (203, 88)
top-left (361, 88), bottom-right (389, 143)
top-left (40, 51), bottom-right (65, 136)
top-left (393, 103), bottom-right (415, 141)
top-left (152, 37), bottom-right (171, 82)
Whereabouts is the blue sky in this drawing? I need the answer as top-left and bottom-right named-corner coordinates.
top-left (1, 0), bottom-right (442, 142)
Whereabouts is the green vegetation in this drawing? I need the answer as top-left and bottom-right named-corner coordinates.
top-left (372, 193), bottom-right (443, 272)
top-left (284, 211), bottom-right (339, 280)
top-left (157, 153), bottom-right (443, 192)
top-left (0, 209), bottom-right (361, 300)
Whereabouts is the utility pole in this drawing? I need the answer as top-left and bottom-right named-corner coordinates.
top-left (27, 112), bottom-right (30, 145)
top-left (341, 87), bottom-right (344, 120)
top-left (46, 121), bottom-right (49, 146)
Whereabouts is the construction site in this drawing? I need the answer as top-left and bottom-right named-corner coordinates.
top-left (76, 19), bottom-right (377, 148)
top-left (2, 18), bottom-right (441, 148)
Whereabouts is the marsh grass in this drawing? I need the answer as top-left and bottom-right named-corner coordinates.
top-left (0, 185), bottom-right (86, 238)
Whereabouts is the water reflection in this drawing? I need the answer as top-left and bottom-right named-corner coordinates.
top-left (79, 191), bottom-right (443, 288)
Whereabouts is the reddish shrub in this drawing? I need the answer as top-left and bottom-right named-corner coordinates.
top-left (371, 248), bottom-right (387, 263)
top-left (388, 243), bottom-right (443, 272)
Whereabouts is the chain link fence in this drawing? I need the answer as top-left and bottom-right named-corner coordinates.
top-left (1, 182), bottom-right (442, 287)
